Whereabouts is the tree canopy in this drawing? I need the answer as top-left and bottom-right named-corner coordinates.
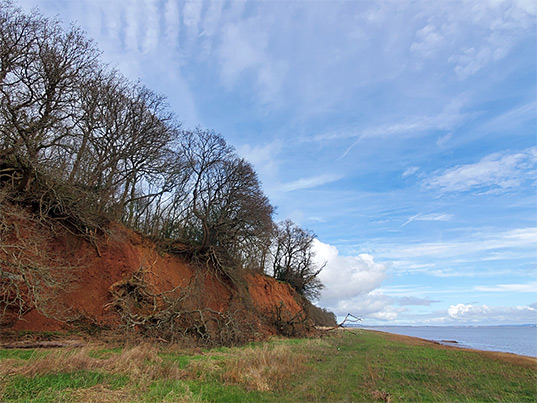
top-left (0, 0), bottom-right (325, 300)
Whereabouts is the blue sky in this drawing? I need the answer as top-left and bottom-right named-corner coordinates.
top-left (18, 0), bottom-right (536, 325)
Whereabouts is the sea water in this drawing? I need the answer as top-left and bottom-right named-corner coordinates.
top-left (359, 326), bottom-right (537, 357)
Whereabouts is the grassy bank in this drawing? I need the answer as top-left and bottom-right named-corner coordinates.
top-left (1, 329), bottom-right (535, 402)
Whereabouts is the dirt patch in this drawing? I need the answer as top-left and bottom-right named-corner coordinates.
top-left (2, 219), bottom-right (307, 342)
top-left (246, 274), bottom-right (302, 315)
top-left (10, 309), bottom-right (65, 332)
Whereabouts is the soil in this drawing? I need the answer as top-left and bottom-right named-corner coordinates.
top-left (246, 273), bottom-right (303, 314)
top-left (2, 218), bottom-right (305, 337)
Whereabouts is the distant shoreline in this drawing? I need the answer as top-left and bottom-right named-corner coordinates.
top-left (362, 328), bottom-right (537, 365)
top-left (349, 324), bottom-right (537, 358)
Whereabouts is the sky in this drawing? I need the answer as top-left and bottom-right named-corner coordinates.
top-left (16, 0), bottom-right (537, 326)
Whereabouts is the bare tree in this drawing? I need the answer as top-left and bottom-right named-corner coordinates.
top-left (268, 219), bottom-right (325, 300)
top-left (0, 1), bottom-right (99, 190)
top-left (210, 157), bottom-right (273, 270)
top-left (176, 128), bottom-right (274, 269)
top-left (179, 128), bottom-right (234, 250)
top-left (115, 85), bottom-right (178, 225)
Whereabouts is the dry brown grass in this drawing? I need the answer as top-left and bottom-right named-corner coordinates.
top-left (67, 384), bottom-right (134, 403)
top-left (220, 339), bottom-right (326, 391)
top-left (0, 343), bottom-right (194, 402)
top-left (183, 358), bottom-right (222, 381)
top-left (65, 382), bottom-right (199, 403)
top-left (1, 338), bottom-right (330, 400)
top-left (1, 343), bottom-right (184, 381)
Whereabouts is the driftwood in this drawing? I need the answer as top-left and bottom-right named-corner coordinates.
top-left (323, 313), bottom-right (362, 334)
top-left (1, 340), bottom-right (86, 349)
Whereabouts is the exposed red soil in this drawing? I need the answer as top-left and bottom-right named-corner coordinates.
top-left (3, 218), bottom-right (304, 337)
top-left (11, 309), bottom-right (64, 332)
top-left (246, 273), bottom-right (303, 314)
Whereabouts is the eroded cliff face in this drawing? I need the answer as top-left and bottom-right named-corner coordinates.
top-left (2, 214), bottom-right (307, 341)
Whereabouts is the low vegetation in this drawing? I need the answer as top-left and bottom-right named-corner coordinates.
top-left (1, 330), bottom-right (535, 402)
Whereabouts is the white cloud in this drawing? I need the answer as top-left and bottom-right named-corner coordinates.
top-left (225, 0), bottom-right (247, 21)
top-left (331, 98), bottom-right (470, 158)
top-left (389, 261), bottom-right (520, 278)
top-left (474, 282), bottom-right (537, 293)
top-left (478, 102), bottom-right (536, 134)
top-left (414, 213), bottom-right (454, 221)
top-left (377, 285), bottom-right (433, 296)
top-left (440, 0), bottom-right (537, 79)
top-left (410, 24), bottom-right (444, 61)
top-left (217, 18), bottom-right (287, 104)
top-left (164, 0), bottom-right (180, 49)
top-left (219, 22), bottom-right (260, 82)
top-left (426, 147), bottom-right (537, 193)
top-left (124, 0), bottom-right (140, 52)
top-left (237, 141), bottom-right (282, 179)
top-left (331, 293), bottom-right (439, 322)
top-left (100, 2), bottom-right (123, 45)
top-left (314, 240), bottom-right (389, 304)
top-left (200, 1), bottom-right (224, 38)
top-left (401, 212), bottom-right (454, 227)
top-left (436, 133), bottom-right (452, 147)
top-left (402, 166), bottom-right (419, 177)
top-left (327, 293), bottom-right (403, 321)
top-left (397, 296), bottom-right (440, 306)
top-left (447, 303), bottom-right (537, 323)
top-left (280, 174), bottom-right (342, 192)
top-left (141, 0), bottom-right (159, 54)
top-left (387, 227), bottom-right (537, 260)
top-left (182, 0), bottom-right (202, 37)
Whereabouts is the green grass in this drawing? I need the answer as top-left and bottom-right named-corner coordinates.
top-left (2, 371), bottom-right (129, 402)
top-left (159, 350), bottom-right (226, 369)
top-left (142, 379), bottom-right (190, 402)
top-left (1, 330), bottom-right (535, 402)
top-left (184, 380), bottom-right (274, 402)
top-left (86, 346), bottom-right (123, 359)
top-left (0, 349), bottom-right (37, 360)
top-left (288, 330), bottom-right (537, 402)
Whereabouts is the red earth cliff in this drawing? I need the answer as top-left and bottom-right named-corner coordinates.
top-left (3, 219), bottom-right (306, 339)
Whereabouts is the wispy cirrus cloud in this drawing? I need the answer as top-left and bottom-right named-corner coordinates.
top-left (449, 0), bottom-right (536, 79)
top-left (474, 282), bottom-right (537, 293)
top-left (182, 0), bottom-right (202, 37)
top-left (389, 261), bottom-right (522, 278)
top-left (280, 174), bottom-right (342, 192)
top-left (237, 141), bottom-right (282, 178)
top-left (401, 212), bottom-right (454, 228)
top-left (405, 0), bottom-right (537, 79)
top-left (397, 296), bottom-right (440, 306)
top-left (402, 166), bottom-right (420, 177)
top-left (327, 100), bottom-right (471, 159)
top-left (218, 17), bottom-right (287, 104)
top-left (410, 24), bottom-right (444, 63)
top-left (383, 227), bottom-right (537, 261)
top-left (164, 0), bottom-right (180, 48)
top-left (336, 111), bottom-right (466, 152)
top-left (447, 303), bottom-right (537, 323)
top-left (425, 147), bottom-right (537, 193)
